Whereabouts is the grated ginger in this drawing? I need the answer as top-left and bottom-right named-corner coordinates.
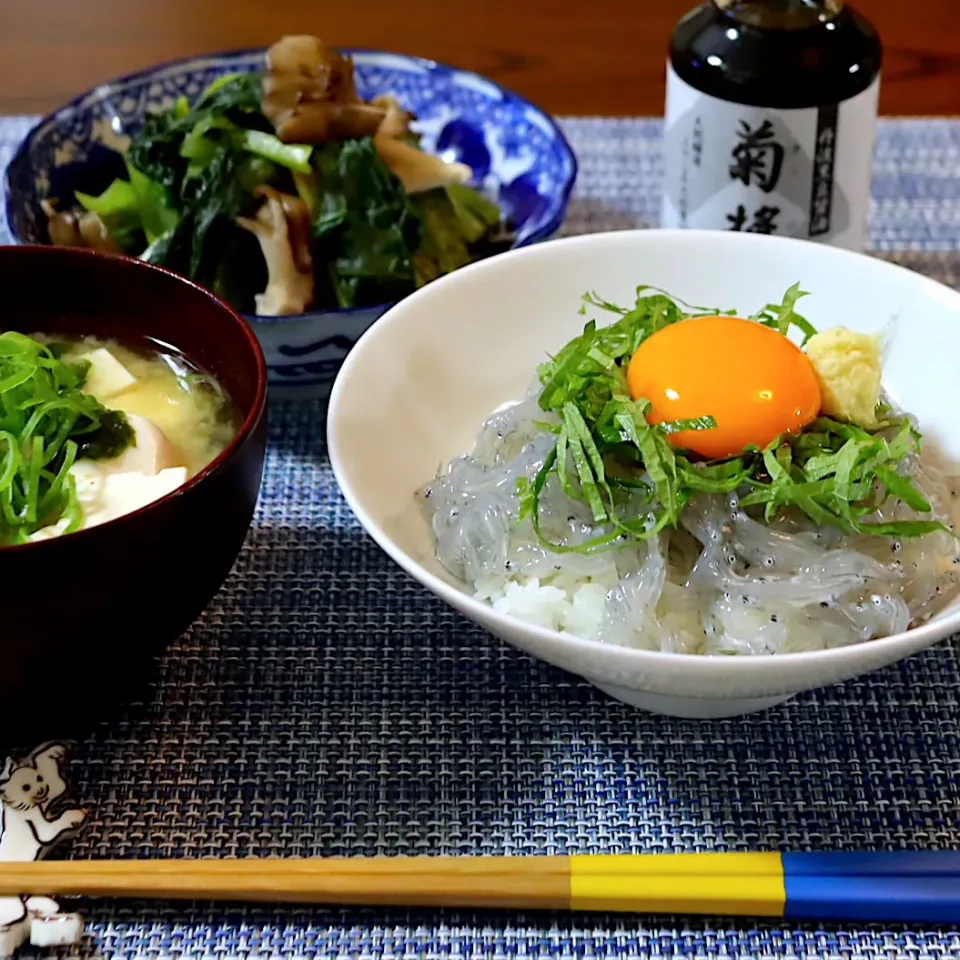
top-left (805, 325), bottom-right (883, 428)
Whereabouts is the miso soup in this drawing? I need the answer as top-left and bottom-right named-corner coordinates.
top-left (0, 331), bottom-right (238, 546)
top-left (55, 336), bottom-right (239, 479)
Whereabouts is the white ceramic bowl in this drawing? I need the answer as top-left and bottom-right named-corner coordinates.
top-left (328, 230), bottom-right (960, 719)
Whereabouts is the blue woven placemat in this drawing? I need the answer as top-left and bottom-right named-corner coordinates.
top-left (4, 116), bottom-right (960, 959)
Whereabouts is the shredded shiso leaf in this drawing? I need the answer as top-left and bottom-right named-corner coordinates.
top-left (517, 284), bottom-right (944, 554)
top-left (0, 332), bottom-right (133, 546)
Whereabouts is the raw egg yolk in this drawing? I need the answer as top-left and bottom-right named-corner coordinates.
top-left (626, 316), bottom-right (822, 460)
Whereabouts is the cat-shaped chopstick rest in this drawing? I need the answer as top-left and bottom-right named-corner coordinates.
top-left (0, 742), bottom-right (86, 957)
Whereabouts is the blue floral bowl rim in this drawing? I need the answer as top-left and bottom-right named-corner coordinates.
top-left (5, 44), bottom-right (579, 327)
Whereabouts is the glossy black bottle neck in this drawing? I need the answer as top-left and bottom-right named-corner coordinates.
top-left (670, 2), bottom-right (882, 109)
top-left (714, 1), bottom-right (843, 29)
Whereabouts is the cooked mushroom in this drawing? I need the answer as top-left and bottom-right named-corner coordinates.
top-left (235, 186), bottom-right (314, 315)
top-left (262, 34), bottom-right (476, 192)
top-left (373, 132), bottom-right (473, 194)
top-left (42, 199), bottom-right (84, 247)
top-left (261, 35), bottom-right (385, 143)
top-left (370, 94), bottom-right (416, 141)
top-left (41, 198), bottom-right (119, 252)
top-left (77, 211), bottom-right (120, 252)
top-left (367, 92), bottom-right (472, 192)
top-left (261, 185), bottom-right (314, 276)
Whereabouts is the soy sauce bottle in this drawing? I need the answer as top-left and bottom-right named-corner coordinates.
top-left (661, 1), bottom-right (882, 250)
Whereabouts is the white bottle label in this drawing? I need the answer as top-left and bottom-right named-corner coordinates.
top-left (661, 64), bottom-right (880, 251)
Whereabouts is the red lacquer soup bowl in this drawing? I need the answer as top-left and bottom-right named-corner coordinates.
top-left (0, 245), bottom-right (267, 744)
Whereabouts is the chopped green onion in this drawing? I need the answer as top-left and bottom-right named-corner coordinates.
top-left (0, 333), bottom-right (133, 545)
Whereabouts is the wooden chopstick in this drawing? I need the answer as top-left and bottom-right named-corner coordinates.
top-left (0, 857), bottom-right (572, 910)
top-left (1, 853), bottom-right (959, 923)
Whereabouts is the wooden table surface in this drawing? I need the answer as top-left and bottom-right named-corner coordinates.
top-left (1, 0), bottom-right (958, 117)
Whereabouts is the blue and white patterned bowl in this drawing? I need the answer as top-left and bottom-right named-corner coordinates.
top-left (4, 48), bottom-right (578, 400)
